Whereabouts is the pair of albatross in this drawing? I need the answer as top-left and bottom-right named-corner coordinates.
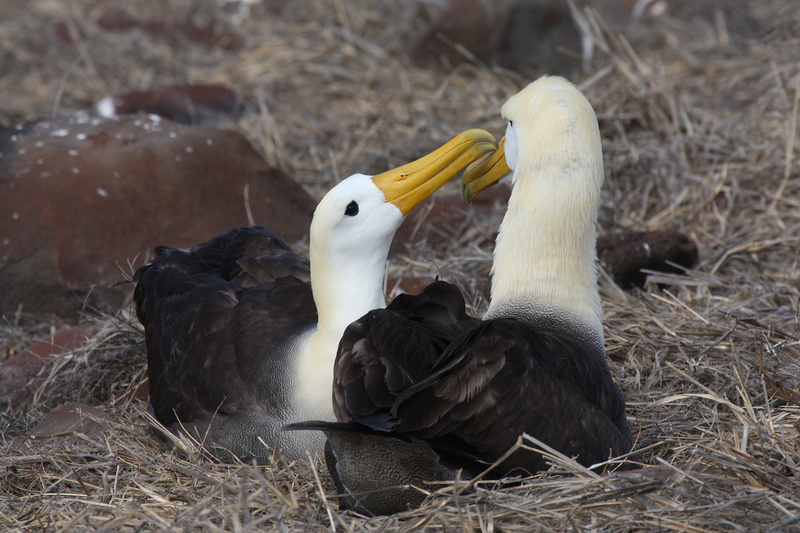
top-left (134, 75), bottom-right (633, 515)
top-left (134, 128), bottom-right (497, 461)
top-left (286, 76), bottom-right (634, 515)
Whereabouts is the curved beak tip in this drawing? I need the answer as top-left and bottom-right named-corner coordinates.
top-left (460, 136), bottom-right (508, 205)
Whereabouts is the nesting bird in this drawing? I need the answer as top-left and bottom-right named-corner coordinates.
top-left (289, 76), bottom-right (634, 515)
top-left (133, 129), bottom-right (497, 462)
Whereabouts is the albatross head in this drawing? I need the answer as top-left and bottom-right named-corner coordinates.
top-left (462, 76), bottom-right (603, 202)
top-left (309, 129), bottom-right (497, 334)
top-left (461, 76), bottom-right (606, 348)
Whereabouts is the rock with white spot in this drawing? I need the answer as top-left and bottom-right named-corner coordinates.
top-left (0, 116), bottom-right (315, 321)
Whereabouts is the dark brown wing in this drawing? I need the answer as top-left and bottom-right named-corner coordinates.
top-left (391, 318), bottom-right (633, 474)
top-left (332, 281), bottom-right (480, 423)
top-left (133, 226), bottom-right (316, 459)
top-left (334, 283), bottom-right (632, 475)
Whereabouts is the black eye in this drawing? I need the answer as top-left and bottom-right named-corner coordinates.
top-left (344, 201), bottom-right (359, 216)
top-left (508, 120), bottom-right (513, 127)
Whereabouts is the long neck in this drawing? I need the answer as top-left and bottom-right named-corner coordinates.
top-left (310, 241), bottom-right (389, 337)
top-left (486, 147), bottom-right (604, 350)
top-left (293, 236), bottom-right (390, 420)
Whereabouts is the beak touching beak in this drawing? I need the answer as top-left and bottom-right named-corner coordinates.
top-left (461, 136), bottom-right (511, 204)
top-left (371, 129), bottom-right (497, 215)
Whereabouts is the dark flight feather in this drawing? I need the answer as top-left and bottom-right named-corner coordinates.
top-left (134, 226), bottom-right (318, 462)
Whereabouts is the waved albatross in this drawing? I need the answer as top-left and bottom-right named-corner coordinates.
top-left (287, 76), bottom-right (634, 515)
top-left (133, 129), bottom-right (497, 463)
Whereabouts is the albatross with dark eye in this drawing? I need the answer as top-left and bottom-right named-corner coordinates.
top-left (133, 129), bottom-right (497, 463)
top-left (286, 76), bottom-right (634, 516)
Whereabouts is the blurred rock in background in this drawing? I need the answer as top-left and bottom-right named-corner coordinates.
top-left (0, 115), bottom-right (314, 321)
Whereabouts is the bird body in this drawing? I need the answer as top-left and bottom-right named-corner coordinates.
top-left (134, 130), bottom-right (497, 462)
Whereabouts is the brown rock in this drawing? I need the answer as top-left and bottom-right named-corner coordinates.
top-left (0, 329), bottom-right (90, 413)
top-left (26, 402), bottom-right (115, 438)
top-left (8, 402), bottom-right (115, 454)
top-left (597, 230), bottom-right (699, 289)
top-left (0, 115), bottom-right (315, 320)
top-left (387, 275), bottom-right (433, 297)
top-left (96, 12), bottom-right (243, 50)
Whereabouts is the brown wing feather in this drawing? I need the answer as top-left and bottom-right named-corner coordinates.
top-left (412, 319), bottom-right (633, 474)
top-left (332, 281), bottom-right (480, 423)
top-left (133, 226), bottom-right (316, 459)
top-left (333, 281), bottom-right (632, 475)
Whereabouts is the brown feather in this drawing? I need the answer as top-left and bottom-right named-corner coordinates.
top-left (134, 226), bottom-right (317, 462)
top-left (331, 282), bottom-right (633, 478)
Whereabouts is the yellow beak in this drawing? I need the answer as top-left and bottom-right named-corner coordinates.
top-left (461, 136), bottom-right (511, 204)
top-left (372, 129), bottom-right (497, 215)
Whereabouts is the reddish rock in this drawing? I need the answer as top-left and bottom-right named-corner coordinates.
top-left (26, 402), bottom-right (114, 438)
top-left (597, 230), bottom-right (699, 289)
top-left (0, 329), bottom-right (90, 413)
top-left (0, 114), bottom-right (315, 320)
top-left (96, 84), bottom-right (247, 125)
top-left (96, 12), bottom-right (242, 49)
top-left (387, 275), bottom-right (434, 297)
top-left (8, 402), bottom-right (115, 454)
top-left (54, 13), bottom-right (243, 49)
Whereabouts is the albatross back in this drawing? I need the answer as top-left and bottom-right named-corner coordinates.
top-left (134, 226), bottom-right (319, 462)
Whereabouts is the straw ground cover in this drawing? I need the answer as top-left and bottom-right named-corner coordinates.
top-left (2, 0), bottom-right (800, 530)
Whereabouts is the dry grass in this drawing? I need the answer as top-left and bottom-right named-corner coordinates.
top-left (2, 0), bottom-right (800, 531)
